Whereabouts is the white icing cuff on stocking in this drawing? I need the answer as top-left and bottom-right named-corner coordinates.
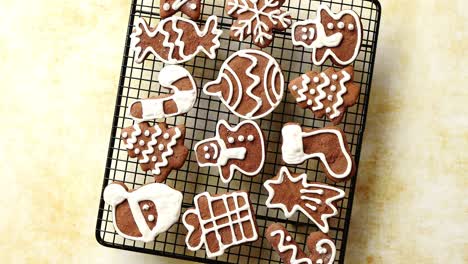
top-left (281, 124), bottom-right (307, 164)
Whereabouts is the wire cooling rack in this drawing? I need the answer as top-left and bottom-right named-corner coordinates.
top-left (95, 0), bottom-right (381, 263)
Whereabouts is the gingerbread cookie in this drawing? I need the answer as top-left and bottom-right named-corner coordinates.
top-left (281, 123), bottom-right (356, 182)
top-left (121, 122), bottom-right (188, 182)
top-left (266, 223), bottom-right (336, 264)
top-left (203, 49), bottom-right (284, 119)
top-left (160, 0), bottom-right (201, 20)
top-left (194, 120), bottom-right (265, 183)
top-left (103, 182), bottom-right (183, 242)
top-left (128, 65), bottom-right (197, 122)
top-left (288, 66), bottom-right (359, 124)
top-left (130, 15), bottom-right (222, 64)
top-left (182, 191), bottom-right (259, 258)
top-left (263, 167), bottom-right (345, 233)
top-left (226, 0), bottom-right (291, 48)
top-left (291, 4), bottom-right (362, 66)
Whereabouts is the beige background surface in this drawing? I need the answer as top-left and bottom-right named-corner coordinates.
top-left (0, 0), bottom-right (467, 263)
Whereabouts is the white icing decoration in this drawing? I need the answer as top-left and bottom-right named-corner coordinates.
top-left (140, 125), bottom-right (161, 164)
top-left (301, 27), bottom-right (307, 33)
top-left (291, 4), bottom-right (362, 65)
top-left (122, 132), bottom-right (128, 138)
top-left (270, 229), bottom-right (313, 264)
top-left (153, 127), bottom-right (182, 175)
top-left (194, 120), bottom-right (265, 183)
top-left (315, 239), bottom-right (336, 264)
top-left (210, 143), bottom-right (219, 159)
top-left (330, 85), bottom-right (336, 91)
top-left (327, 22), bottom-right (334, 30)
top-left (337, 21), bottom-right (344, 29)
top-left (158, 144), bottom-right (165, 151)
top-left (190, 3), bottom-right (197, 10)
top-left (142, 204), bottom-right (150, 210)
top-left (128, 65), bottom-right (197, 122)
top-left (130, 16), bottom-right (222, 64)
top-left (182, 191), bottom-right (258, 258)
top-left (144, 130), bottom-right (150, 136)
top-left (238, 135), bottom-right (245, 142)
top-left (264, 167), bottom-right (345, 233)
top-left (307, 99), bottom-right (313, 106)
top-left (134, 148), bottom-right (140, 154)
top-left (163, 133), bottom-right (170, 139)
top-left (205, 153), bottom-right (211, 159)
top-left (313, 77), bottom-right (319, 83)
top-left (296, 74), bottom-right (310, 103)
top-left (163, 3), bottom-right (171, 10)
top-left (310, 89), bottom-right (315, 95)
top-left (227, 0), bottom-right (291, 46)
top-left (203, 146), bottom-right (209, 151)
top-left (103, 183), bottom-right (183, 242)
top-left (325, 107), bottom-right (331, 113)
top-left (152, 156), bottom-right (157, 162)
top-left (228, 137), bottom-right (235, 143)
top-left (281, 124), bottom-right (352, 180)
top-left (332, 74), bottom-right (338, 80)
top-left (292, 85), bottom-right (298, 91)
top-left (329, 70), bottom-right (351, 119)
top-left (312, 72), bottom-right (330, 111)
top-left (247, 135), bottom-right (254, 141)
top-left (148, 215), bottom-right (155, 222)
top-left (139, 140), bottom-right (145, 146)
top-left (203, 49), bottom-right (284, 120)
top-left (327, 95), bottom-right (333, 101)
top-left (124, 124), bottom-right (142, 150)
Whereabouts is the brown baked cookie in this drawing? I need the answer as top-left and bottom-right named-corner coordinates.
top-left (121, 122), bottom-right (188, 182)
top-left (160, 0), bottom-right (201, 20)
top-left (266, 223), bottom-right (337, 264)
top-left (103, 182), bottom-right (183, 242)
top-left (281, 123), bottom-right (356, 182)
top-left (226, 0), bottom-right (291, 48)
top-left (194, 120), bottom-right (265, 183)
top-left (130, 16), bottom-right (222, 64)
top-left (182, 191), bottom-right (259, 258)
top-left (288, 66), bottom-right (360, 125)
top-left (263, 167), bottom-right (345, 233)
top-left (128, 65), bottom-right (197, 122)
top-left (203, 49), bottom-right (284, 119)
top-left (291, 4), bottom-right (362, 66)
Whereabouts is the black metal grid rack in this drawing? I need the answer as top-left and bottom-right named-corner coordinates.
top-left (95, 0), bottom-right (381, 263)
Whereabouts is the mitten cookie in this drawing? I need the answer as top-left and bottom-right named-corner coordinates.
top-left (128, 65), bottom-right (197, 122)
top-left (103, 182), bottom-right (183, 242)
top-left (160, 0), bottom-right (201, 20)
top-left (226, 0), bottom-right (291, 48)
top-left (263, 167), bottom-right (345, 233)
top-left (203, 49), bottom-right (284, 119)
top-left (130, 15), bottom-right (222, 64)
top-left (266, 223), bottom-right (336, 264)
top-left (194, 120), bottom-right (265, 183)
top-left (288, 66), bottom-right (359, 124)
top-left (121, 122), bottom-right (188, 182)
top-left (182, 191), bottom-right (259, 258)
top-left (281, 123), bottom-right (356, 182)
top-left (291, 4), bottom-right (362, 66)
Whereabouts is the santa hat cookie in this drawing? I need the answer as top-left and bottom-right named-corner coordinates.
top-left (194, 120), bottom-right (265, 183)
top-left (103, 182), bottom-right (183, 242)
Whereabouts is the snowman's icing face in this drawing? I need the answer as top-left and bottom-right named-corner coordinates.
top-left (196, 140), bottom-right (221, 165)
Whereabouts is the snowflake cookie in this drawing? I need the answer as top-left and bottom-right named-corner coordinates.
top-left (226, 0), bottom-right (292, 48)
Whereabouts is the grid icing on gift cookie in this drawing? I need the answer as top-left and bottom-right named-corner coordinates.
top-left (194, 120), bottom-right (265, 183)
top-left (291, 4), bottom-right (362, 66)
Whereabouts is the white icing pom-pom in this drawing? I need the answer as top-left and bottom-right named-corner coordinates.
top-left (103, 184), bottom-right (127, 206)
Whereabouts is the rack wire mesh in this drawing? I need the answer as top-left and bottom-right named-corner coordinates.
top-left (95, 0), bottom-right (381, 263)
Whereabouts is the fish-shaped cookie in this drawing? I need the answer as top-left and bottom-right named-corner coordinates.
top-left (130, 15), bottom-right (223, 64)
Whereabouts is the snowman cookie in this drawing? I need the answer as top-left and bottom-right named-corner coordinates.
top-left (291, 4), bottom-right (362, 66)
top-left (194, 120), bottom-right (265, 183)
top-left (103, 182), bottom-right (183, 242)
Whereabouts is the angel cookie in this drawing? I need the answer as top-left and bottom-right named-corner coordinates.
top-left (128, 65), bottom-right (197, 122)
top-left (121, 122), bottom-right (188, 182)
top-left (160, 0), bottom-right (201, 20)
top-left (203, 49), bottom-right (284, 120)
top-left (103, 182), bottom-right (183, 242)
top-left (288, 66), bottom-right (360, 124)
top-left (281, 123), bottom-right (356, 182)
top-left (182, 191), bottom-right (259, 258)
top-left (130, 15), bottom-right (222, 64)
top-left (291, 4), bottom-right (362, 66)
top-left (226, 0), bottom-right (292, 48)
top-left (194, 120), bottom-right (265, 183)
top-left (266, 223), bottom-right (337, 264)
top-left (264, 167), bottom-right (345, 233)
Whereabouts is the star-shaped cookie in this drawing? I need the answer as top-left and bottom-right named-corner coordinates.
top-left (263, 166), bottom-right (345, 233)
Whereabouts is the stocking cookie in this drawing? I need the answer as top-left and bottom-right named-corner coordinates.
top-left (182, 191), bottom-right (259, 258)
top-left (288, 66), bottom-right (359, 124)
top-left (160, 0), bottom-right (201, 20)
top-left (281, 123), bottom-right (356, 182)
top-left (128, 65), bottom-right (197, 122)
top-left (130, 15), bottom-right (222, 64)
top-left (291, 4), bottom-right (362, 66)
top-left (226, 0), bottom-right (291, 48)
top-left (203, 49), bottom-right (284, 119)
top-left (264, 167), bottom-right (345, 233)
top-left (121, 122), bottom-right (188, 182)
top-left (194, 120), bottom-right (265, 183)
top-left (103, 182), bottom-right (183, 242)
top-left (266, 223), bottom-right (336, 264)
